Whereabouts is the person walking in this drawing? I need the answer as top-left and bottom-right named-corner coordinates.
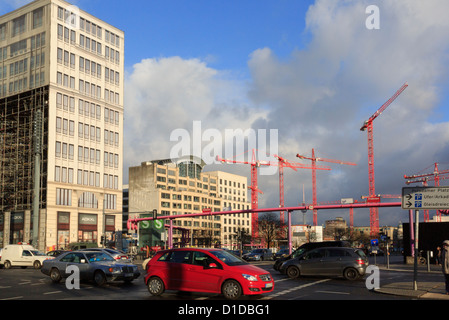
top-left (442, 240), bottom-right (449, 295)
top-left (436, 246), bottom-right (442, 265)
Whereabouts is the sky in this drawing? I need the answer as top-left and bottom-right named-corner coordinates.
top-left (2, 0), bottom-right (449, 228)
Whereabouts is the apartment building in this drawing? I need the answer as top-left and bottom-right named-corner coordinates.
top-left (207, 171), bottom-right (251, 249)
top-left (128, 157), bottom-right (251, 248)
top-left (0, 0), bottom-right (124, 251)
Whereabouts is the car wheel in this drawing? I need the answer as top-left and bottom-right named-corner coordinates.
top-left (222, 280), bottom-right (242, 300)
top-left (147, 277), bottom-right (165, 296)
top-left (33, 260), bottom-right (42, 269)
top-left (286, 266), bottom-right (300, 279)
top-left (93, 271), bottom-right (107, 286)
top-left (4, 260), bottom-right (11, 269)
top-left (50, 268), bottom-right (62, 283)
top-left (343, 267), bottom-right (359, 281)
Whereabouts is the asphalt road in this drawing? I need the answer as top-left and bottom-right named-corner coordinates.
top-left (0, 255), bottom-right (419, 301)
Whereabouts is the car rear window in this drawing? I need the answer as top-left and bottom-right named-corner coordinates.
top-left (355, 249), bottom-right (367, 259)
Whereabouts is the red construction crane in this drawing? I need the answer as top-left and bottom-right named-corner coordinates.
top-left (272, 154), bottom-right (330, 226)
top-left (216, 151), bottom-right (330, 239)
top-left (216, 150), bottom-right (263, 239)
top-left (296, 149), bottom-right (357, 226)
top-left (404, 162), bottom-right (449, 222)
top-left (360, 82), bottom-right (408, 237)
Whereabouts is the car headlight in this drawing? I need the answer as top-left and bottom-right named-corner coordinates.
top-left (108, 267), bottom-right (121, 273)
top-left (242, 274), bottom-right (258, 281)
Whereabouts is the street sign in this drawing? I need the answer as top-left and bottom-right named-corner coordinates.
top-left (153, 219), bottom-right (164, 230)
top-left (140, 220), bottom-right (151, 229)
top-left (402, 186), bottom-right (449, 209)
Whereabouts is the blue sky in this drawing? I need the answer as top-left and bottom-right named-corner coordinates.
top-left (2, 0), bottom-right (449, 227)
top-left (36, 0), bottom-right (313, 74)
top-left (119, 0), bottom-right (311, 70)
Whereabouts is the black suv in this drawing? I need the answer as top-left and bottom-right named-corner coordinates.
top-left (273, 241), bottom-right (351, 271)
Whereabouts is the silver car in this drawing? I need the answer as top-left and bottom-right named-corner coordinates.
top-left (279, 247), bottom-right (368, 281)
top-left (41, 251), bottom-right (140, 286)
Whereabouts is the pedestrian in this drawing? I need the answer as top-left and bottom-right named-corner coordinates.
top-left (442, 240), bottom-right (449, 295)
top-left (436, 246), bottom-right (441, 265)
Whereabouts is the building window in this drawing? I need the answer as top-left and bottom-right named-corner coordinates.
top-left (33, 7), bottom-right (43, 29)
top-left (78, 192), bottom-right (98, 209)
top-left (12, 15), bottom-right (26, 37)
top-left (56, 188), bottom-right (72, 206)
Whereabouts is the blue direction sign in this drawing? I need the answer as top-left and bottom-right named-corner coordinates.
top-left (402, 187), bottom-right (449, 209)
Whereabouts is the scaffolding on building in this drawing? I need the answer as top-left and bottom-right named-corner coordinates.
top-left (0, 86), bottom-right (49, 213)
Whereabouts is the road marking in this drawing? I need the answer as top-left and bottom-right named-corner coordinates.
top-left (261, 279), bottom-right (331, 299)
top-left (1, 296), bottom-right (23, 300)
top-left (0, 286), bottom-right (11, 289)
top-left (315, 290), bottom-right (350, 295)
top-left (274, 278), bottom-right (290, 283)
top-left (44, 291), bottom-right (62, 295)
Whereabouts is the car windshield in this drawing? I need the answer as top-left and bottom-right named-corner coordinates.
top-left (210, 250), bottom-right (248, 266)
top-left (30, 250), bottom-right (46, 256)
top-left (292, 248), bottom-right (306, 258)
top-left (85, 252), bottom-right (114, 262)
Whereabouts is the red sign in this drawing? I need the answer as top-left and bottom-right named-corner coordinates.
top-left (366, 196), bottom-right (380, 203)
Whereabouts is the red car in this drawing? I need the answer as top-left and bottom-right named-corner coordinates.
top-left (144, 248), bottom-right (274, 300)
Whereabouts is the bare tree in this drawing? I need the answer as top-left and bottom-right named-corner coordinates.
top-left (258, 213), bottom-right (281, 248)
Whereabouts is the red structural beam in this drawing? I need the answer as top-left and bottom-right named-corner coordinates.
top-left (128, 202), bottom-right (402, 252)
top-left (128, 202), bottom-right (401, 225)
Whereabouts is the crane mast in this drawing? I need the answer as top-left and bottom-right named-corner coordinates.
top-left (361, 83), bottom-right (408, 238)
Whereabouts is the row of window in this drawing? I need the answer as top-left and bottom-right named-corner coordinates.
top-left (56, 93), bottom-right (120, 125)
top-left (56, 188), bottom-right (118, 208)
top-left (57, 6), bottom-right (121, 49)
top-left (56, 116), bottom-right (119, 145)
top-left (55, 170), bottom-right (119, 193)
top-left (58, 47), bottom-right (121, 84)
top-left (0, 32), bottom-right (45, 64)
top-left (0, 71), bottom-right (46, 96)
top-left (56, 72), bottom-right (120, 105)
top-left (0, 8), bottom-right (43, 42)
top-left (57, 23), bottom-right (121, 65)
top-left (55, 141), bottom-right (119, 167)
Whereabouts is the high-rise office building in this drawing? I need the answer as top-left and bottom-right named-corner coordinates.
top-left (0, 0), bottom-right (124, 251)
top-left (128, 157), bottom-right (251, 249)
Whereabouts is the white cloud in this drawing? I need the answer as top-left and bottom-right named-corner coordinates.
top-left (123, 56), bottom-right (269, 178)
top-left (124, 0), bottom-right (449, 227)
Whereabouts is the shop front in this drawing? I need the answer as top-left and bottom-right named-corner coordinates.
top-left (78, 213), bottom-right (98, 244)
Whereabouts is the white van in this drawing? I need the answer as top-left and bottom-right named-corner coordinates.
top-left (0, 244), bottom-right (54, 269)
